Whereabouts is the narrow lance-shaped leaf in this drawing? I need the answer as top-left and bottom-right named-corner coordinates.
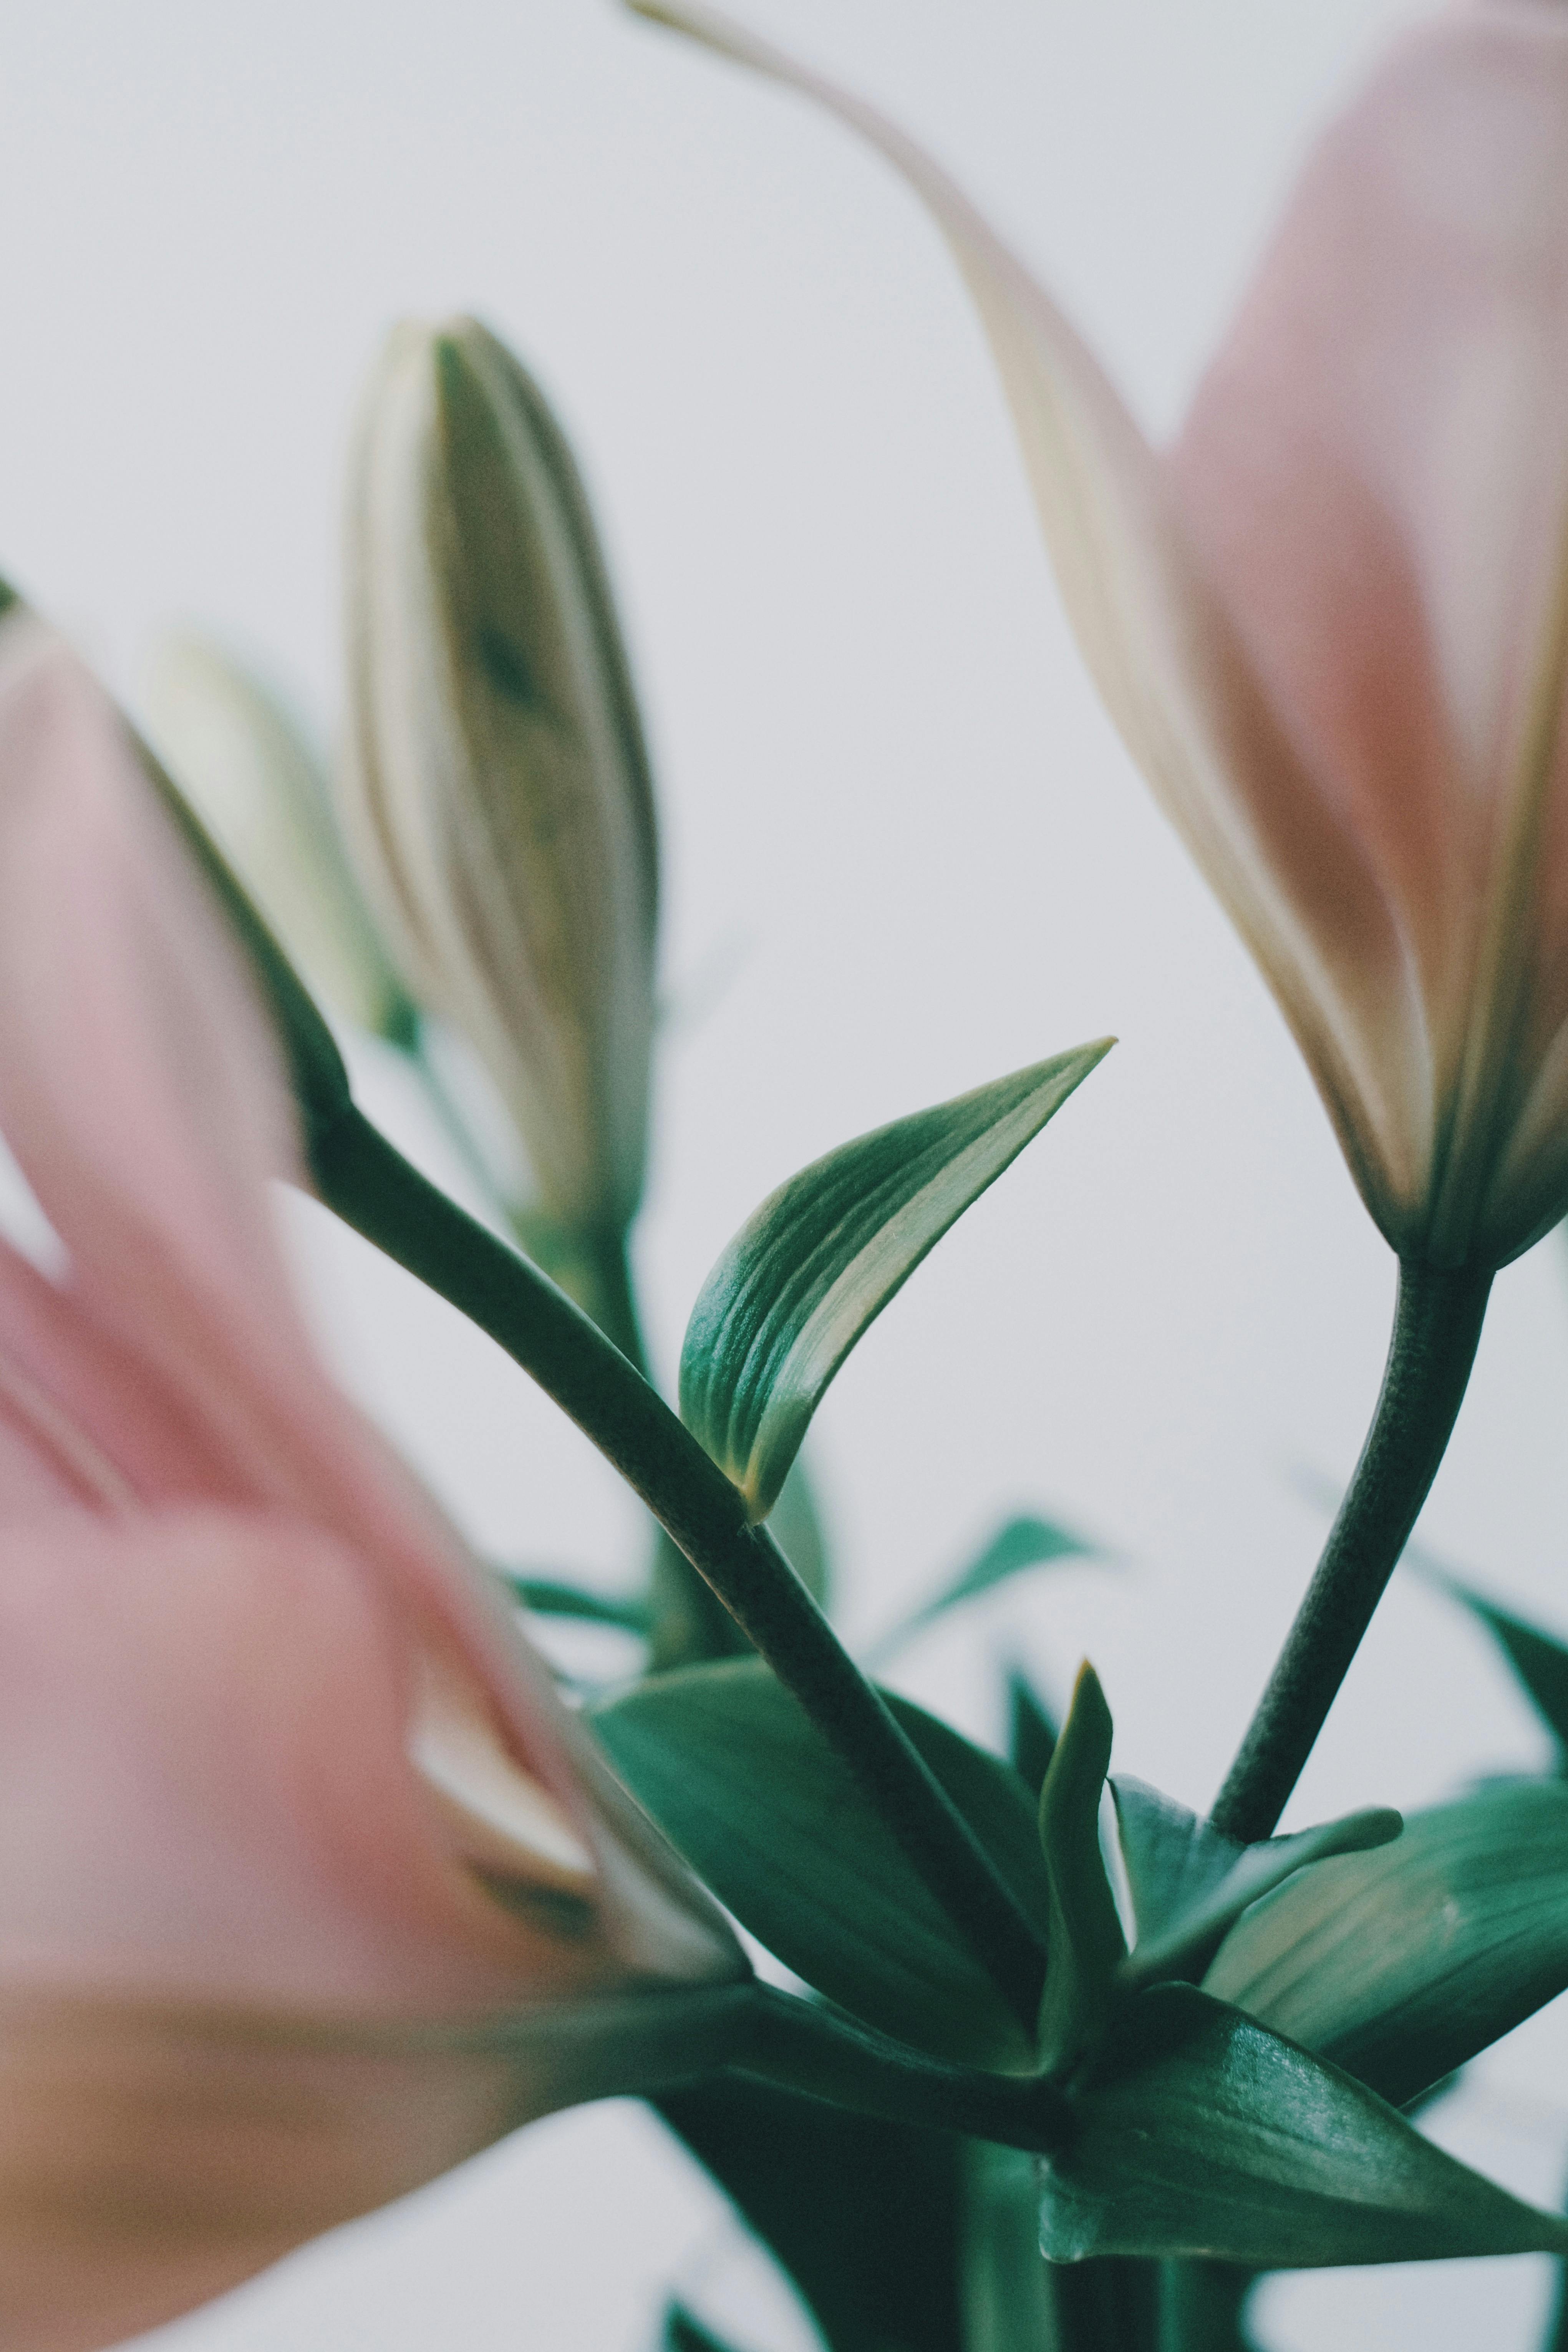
top-left (1111, 1777), bottom-right (1401, 1991)
top-left (1042, 1984), bottom-right (1568, 2268)
top-left (663, 2305), bottom-right (748, 2352)
top-left (1036, 1662), bottom-right (1125, 2075)
top-left (681, 1042), bottom-right (1112, 1521)
top-left (1407, 1541), bottom-right (1568, 1757)
top-left (496, 1573), bottom-right (650, 1634)
top-left (1204, 1778), bottom-right (1568, 2108)
top-left (866, 1510), bottom-right (1099, 1666)
top-left (591, 1658), bottom-right (1049, 2067)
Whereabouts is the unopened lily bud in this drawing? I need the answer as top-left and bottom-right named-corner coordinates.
top-left (340, 316), bottom-right (659, 1238)
top-left (145, 635), bottom-right (411, 1042)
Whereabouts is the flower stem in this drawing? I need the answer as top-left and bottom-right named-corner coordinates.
top-left (311, 1102), bottom-right (1047, 2029)
top-left (1211, 1258), bottom-right (1492, 1844)
top-left (730, 1986), bottom-right (1071, 2154)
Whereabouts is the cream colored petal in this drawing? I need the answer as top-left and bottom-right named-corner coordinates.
top-left (627, 2), bottom-right (1432, 1243)
top-left (341, 317), bottom-right (659, 1232)
top-left (144, 636), bottom-right (407, 1039)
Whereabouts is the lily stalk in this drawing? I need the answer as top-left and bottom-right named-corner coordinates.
top-left (1212, 1261), bottom-right (1492, 1843)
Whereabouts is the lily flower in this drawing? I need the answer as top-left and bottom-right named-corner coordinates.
top-left (341, 316), bottom-right (660, 1245)
top-left (0, 616), bottom-right (746, 2352)
top-left (634, 0), bottom-right (1568, 1271)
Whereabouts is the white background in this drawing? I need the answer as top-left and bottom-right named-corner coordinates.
top-left (5, 1), bottom-right (1568, 2345)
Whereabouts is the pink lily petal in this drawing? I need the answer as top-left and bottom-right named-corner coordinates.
top-left (638, 1), bottom-right (1568, 1267)
top-left (628, 0), bottom-right (1434, 1242)
top-left (0, 616), bottom-right (745, 2346)
top-left (1174, 3), bottom-right (1568, 1263)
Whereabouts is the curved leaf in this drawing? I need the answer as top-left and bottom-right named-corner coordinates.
top-left (497, 1573), bottom-right (650, 1633)
top-left (1041, 1985), bottom-right (1568, 2267)
top-left (1036, 1664), bottom-right (1125, 2074)
top-left (1111, 1778), bottom-right (1401, 1991)
top-left (1204, 1779), bottom-right (1568, 2107)
top-left (590, 1658), bottom-right (1048, 2065)
top-left (680, 1043), bottom-right (1112, 1520)
top-left (1411, 1548), bottom-right (1568, 1755)
top-left (867, 1511), bottom-right (1098, 1666)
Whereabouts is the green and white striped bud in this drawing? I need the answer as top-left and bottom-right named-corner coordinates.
top-left (340, 316), bottom-right (659, 1239)
top-left (144, 636), bottom-right (411, 1043)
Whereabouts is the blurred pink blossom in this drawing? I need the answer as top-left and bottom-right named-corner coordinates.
top-left (0, 618), bottom-right (743, 2352)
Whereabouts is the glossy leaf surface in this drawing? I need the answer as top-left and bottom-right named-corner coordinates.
top-left (592, 1660), bottom-right (1048, 2064)
top-left (1205, 1779), bottom-right (1568, 2106)
top-left (680, 1044), bottom-right (1111, 1519)
top-left (1041, 1986), bottom-right (1568, 2266)
top-left (1112, 1779), bottom-right (1401, 1989)
top-left (1036, 1665), bottom-right (1125, 2074)
top-left (867, 1512), bottom-right (1097, 1664)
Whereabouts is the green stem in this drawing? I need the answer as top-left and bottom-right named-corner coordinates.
top-left (1212, 1258), bottom-right (1492, 1844)
top-left (732, 1987), bottom-right (1071, 2154)
top-left (311, 1103), bottom-right (1046, 2029)
top-left (580, 1229), bottom-right (751, 1666)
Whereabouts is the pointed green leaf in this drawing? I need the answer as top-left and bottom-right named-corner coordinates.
top-left (680, 1043), bottom-right (1112, 1520)
top-left (663, 2306), bottom-right (746, 2352)
top-left (1112, 1779), bottom-right (1401, 1991)
top-left (1111, 1779), bottom-right (1243, 1946)
top-left (497, 1573), bottom-right (650, 1633)
top-left (1036, 1664), bottom-right (1126, 2074)
top-left (1007, 1667), bottom-right (1058, 1798)
top-left (591, 1658), bottom-right (1048, 2065)
top-left (1041, 1984), bottom-right (1568, 2267)
top-left (1411, 1549), bottom-right (1568, 1754)
top-left (1204, 1779), bottom-right (1568, 2107)
top-left (867, 1512), bottom-right (1099, 1665)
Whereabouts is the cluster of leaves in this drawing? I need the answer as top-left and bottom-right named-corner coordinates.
top-left (146, 651), bottom-right (1568, 2341)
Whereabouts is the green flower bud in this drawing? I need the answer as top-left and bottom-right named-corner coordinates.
top-left (145, 636), bottom-right (411, 1043)
top-left (340, 316), bottom-right (660, 1238)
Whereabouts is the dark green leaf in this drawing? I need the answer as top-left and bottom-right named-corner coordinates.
top-left (867, 1513), bottom-right (1099, 1665)
top-left (661, 2079), bottom-right (963, 2352)
top-left (497, 1573), bottom-right (650, 1632)
top-left (965, 2144), bottom-right (1157, 2352)
top-left (1110, 1779), bottom-right (1241, 1946)
top-left (1111, 1779), bottom-right (1401, 1990)
top-left (1036, 1664), bottom-right (1125, 2074)
top-left (663, 2307), bottom-right (745, 2352)
top-left (1410, 1549), bottom-right (1568, 1756)
top-left (591, 1659), bottom-right (1048, 2065)
top-left (1041, 1984), bottom-right (1568, 2266)
top-left (679, 1043), bottom-right (1112, 1520)
top-left (1204, 1779), bottom-right (1568, 2107)
top-left (1008, 1667), bottom-right (1058, 1798)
